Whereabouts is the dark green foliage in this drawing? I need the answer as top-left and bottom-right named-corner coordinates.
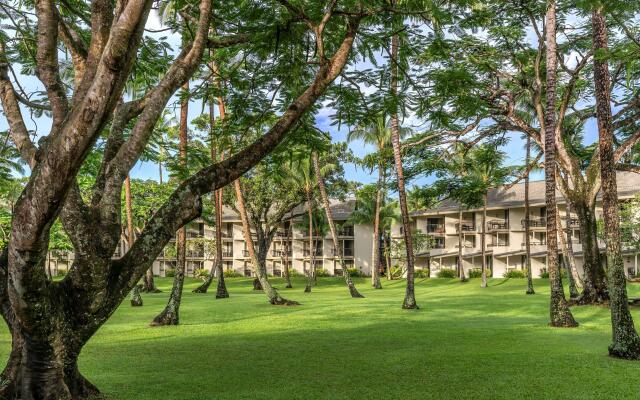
top-left (468, 269), bottom-right (483, 278)
top-left (315, 269), bottom-right (331, 278)
top-left (347, 268), bottom-right (363, 278)
top-left (504, 270), bottom-right (527, 279)
top-left (414, 269), bottom-right (430, 278)
top-left (223, 270), bottom-right (243, 278)
top-left (165, 268), bottom-right (176, 278)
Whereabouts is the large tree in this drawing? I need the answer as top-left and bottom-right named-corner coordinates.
top-left (0, 0), bottom-right (368, 395)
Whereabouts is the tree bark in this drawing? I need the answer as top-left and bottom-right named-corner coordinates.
top-left (371, 162), bottom-right (384, 288)
top-left (563, 205), bottom-right (583, 290)
top-left (312, 151), bottom-right (364, 297)
top-left (592, 6), bottom-right (640, 359)
top-left (544, 0), bottom-right (578, 327)
top-left (304, 187), bottom-right (315, 293)
top-left (458, 209), bottom-right (467, 282)
top-left (150, 81), bottom-right (190, 326)
top-left (524, 136), bottom-right (535, 294)
top-left (481, 196), bottom-right (488, 288)
top-left (391, 38), bottom-right (417, 309)
top-left (556, 209), bottom-right (579, 299)
top-left (283, 221), bottom-right (293, 288)
top-left (130, 284), bottom-right (143, 307)
top-left (234, 180), bottom-right (298, 305)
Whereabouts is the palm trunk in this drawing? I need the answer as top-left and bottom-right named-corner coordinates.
top-left (573, 197), bottom-right (608, 304)
top-left (312, 151), bottom-right (364, 297)
top-left (390, 33), bottom-right (418, 309)
top-left (304, 188), bottom-right (315, 293)
top-left (371, 162), bottom-right (384, 288)
top-left (544, 0), bottom-right (577, 327)
top-left (524, 136), bottom-right (535, 294)
top-left (592, 6), bottom-right (640, 358)
top-left (385, 233), bottom-right (393, 280)
top-left (151, 81), bottom-right (190, 326)
top-left (458, 209), bottom-right (467, 282)
top-left (235, 179), bottom-right (297, 305)
top-left (481, 195), bottom-right (488, 288)
top-left (283, 222), bottom-right (293, 288)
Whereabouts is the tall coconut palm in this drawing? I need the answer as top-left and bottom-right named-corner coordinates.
top-left (524, 136), bottom-right (535, 295)
top-left (312, 151), bottom-right (364, 297)
top-left (544, 0), bottom-right (577, 327)
top-left (348, 115), bottom-right (394, 289)
top-left (151, 81), bottom-right (190, 326)
top-left (592, 5), bottom-right (640, 357)
top-left (234, 179), bottom-right (298, 305)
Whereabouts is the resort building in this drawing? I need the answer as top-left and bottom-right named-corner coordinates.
top-left (392, 172), bottom-right (640, 278)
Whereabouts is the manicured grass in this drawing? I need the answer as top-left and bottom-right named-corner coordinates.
top-left (2, 277), bottom-right (640, 399)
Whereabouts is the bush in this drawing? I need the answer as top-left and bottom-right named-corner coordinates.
top-left (347, 267), bottom-right (362, 278)
top-left (195, 268), bottom-right (209, 279)
top-left (165, 268), bottom-right (176, 278)
top-left (503, 269), bottom-right (526, 279)
top-left (436, 268), bottom-right (457, 278)
top-left (468, 268), bottom-right (482, 278)
top-left (56, 270), bottom-right (67, 277)
top-left (315, 268), bottom-right (331, 277)
top-left (414, 268), bottom-right (430, 278)
top-left (223, 269), bottom-right (243, 278)
top-left (288, 268), bottom-right (304, 277)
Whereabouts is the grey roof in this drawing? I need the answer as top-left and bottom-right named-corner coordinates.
top-left (412, 171), bottom-right (640, 216)
top-left (221, 199), bottom-right (357, 222)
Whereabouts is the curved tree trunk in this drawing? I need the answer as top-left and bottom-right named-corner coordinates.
top-left (556, 209), bottom-right (580, 299)
top-left (151, 81), bottom-right (190, 326)
top-left (544, 0), bottom-right (577, 327)
top-left (312, 152), bottom-right (364, 297)
top-left (304, 188), bottom-right (315, 293)
top-left (564, 205), bottom-right (583, 290)
top-left (481, 194), bottom-right (488, 288)
top-left (524, 137), bottom-right (535, 294)
top-left (573, 198), bottom-right (608, 304)
top-left (283, 222), bottom-right (293, 288)
top-left (234, 180), bottom-right (298, 305)
top-left (592, 6), bottom-right (640, 359)
top-left (389, 28), bottom-right (418, 309)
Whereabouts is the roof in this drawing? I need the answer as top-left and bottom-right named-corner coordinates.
top-left (221, 199), bottom-right (357, 222)
top-left (411, 171), bottom-right (640, 216)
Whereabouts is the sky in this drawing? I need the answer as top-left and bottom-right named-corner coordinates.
top-left (1, 10), bottom-right (604, 191)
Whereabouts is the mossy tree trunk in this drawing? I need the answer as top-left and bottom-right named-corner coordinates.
top-left (592, 6), bottom-right (640, 359)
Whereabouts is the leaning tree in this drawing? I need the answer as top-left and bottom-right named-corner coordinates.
top-left (0, 0), bottom-right (374, 396)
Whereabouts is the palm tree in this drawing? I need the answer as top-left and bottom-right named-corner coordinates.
top-left (524, 136), bottom-right (535, 295)
top-left (151, 80), bottom-right (190, 326)
top-left (234, 179), bottom-right (297, 305)
top-left (592, 5), bottom-right (640, 356)
top-left (312, 151), bottom-right (364, 298)
top-left (544, 0), bottom-right (577, 327)
top-left (347, 115), bottom-right (393, 289)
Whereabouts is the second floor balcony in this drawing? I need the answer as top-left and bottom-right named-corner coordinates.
top-left (222, 251), bottom-right (233, 258)
top-left (332, 248), bottom-right (354, 257)
top-left (521, 240), bottom-right (547, 247)
top-left (303, 249), bottom-right (323, 257)
top-left (521, 217), bottom-right (546, 228)
top-left (426, 223), bottom-right (445, 234)
top-left (271, 250), bottom-right (292, 257)
top-left (455, 222), bottom-right (476, 232)
top-left (487, 220), bottom-right (509, 231)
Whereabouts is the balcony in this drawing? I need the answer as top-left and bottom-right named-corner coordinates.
top-left (488, 242), bottom-right (509, 247)
top-left (332, 248), bottom-right (354, 257)
top-left (303, 249), bottom-right (323, 257)
top-left (186, 250), bottom-right (204, 258)
top-left (271, 250), bottom-right (292, 257)
top-left (432, 242), bottom-right (446, 249)
top-left (521, 218), bottom-right (546, 228)
top-left (521, 240), bottom-right (547, 247)
top-left (426, 223), bottom-right (445, 234)
top-left (455, 243), bottom-right (474, 248)
top-left (242, 250), bottom-right (250, 257)
top-left (222, 251), bottom-right (233, 258)
top-left (220, 231), bottom-right (233, 238)
top-left (187, 231), bottom-right (204, 239)
top-left (275, 230), bottom-right (292, 237)
top-left (455, 222), bottom-right (475, 232)
top-left (337, 226), bottom-right (354, 237)
top-left (567, 218), bottom-right (580, 228)
top-left (487, 220), bottom-right (509, 231)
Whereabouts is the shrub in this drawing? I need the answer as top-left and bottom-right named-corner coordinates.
top-left (288, 268), bottom-right (304, 277)
top-left (165, 268), bottom-right (176, 277)
top-left (56, 270), bottom-right (67, 277)
top-left (347, 267), bottom-right (362, 278)
top-left (315, 268), bottom-right (331, 277)
top-left (503, 269), bottom-right (526, 279)
top-left (223, 269), bottom-right (243, 278)
top-left (414, 268), bottom-right (430, 278)
top-left (195, 268), bottom-right (209, 280)
top-left (436, 268), bottom-right (457, 278)
top-left (468, 268), bottom-right (482, 278)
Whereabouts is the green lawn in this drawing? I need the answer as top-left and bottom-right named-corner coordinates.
top-left (2, 277), bottom-right (640, 399)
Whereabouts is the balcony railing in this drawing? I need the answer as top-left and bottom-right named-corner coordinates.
top-left (186, 251), bottom-right (204, 258)
top-left (222, 251), bottom-right (233, 258)
top-left (568, 218), bottom-right (580, 228)
top-left (455, 243), bottom-right (474, 248)
top-left (521, 218), bottom-right (546, 228)
top-left (487, 220), bottom-right (509, 231)
top-left (220, 231), bottom-right (233, 238)
top-left (455, 222), bottom-right (475, 232)
top-left (432, 242), bottom-right (446, 249)
top-left (337, 227), bottom-right (354, 236)
top-left (488, 242), bottom-right (509, 247)
top-left (303, 249), bottom-right (323, 257)
top-left (272, 250), bottom-right (292, 257)
top-left (242, 250), bottom-right (250, 257)
top-left (187, 232), bottom-right (204, 238)
top-left (426, 223), bottom-right (445, 234)
top-left (275, 230), bottom-right (292, 237)
top-left (332, 248), bottom-right (354, 257)
top-left (521, 240), bottom-right (547, 247)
